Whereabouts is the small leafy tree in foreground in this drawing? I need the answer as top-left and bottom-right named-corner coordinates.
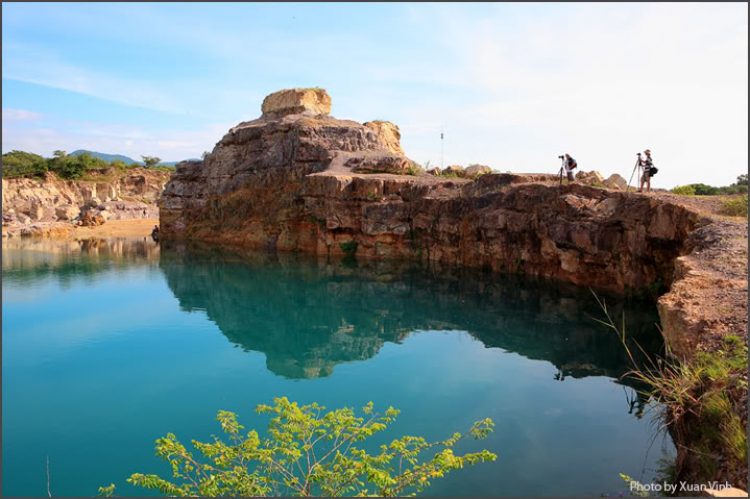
top-left (99, 397), bottom-right (496, 497)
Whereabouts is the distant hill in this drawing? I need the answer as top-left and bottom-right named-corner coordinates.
top-left (69, 150), bottom-right (199, 167)
top-left (70, 150), bottom-right (137, 164)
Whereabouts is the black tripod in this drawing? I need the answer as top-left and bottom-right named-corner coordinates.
top-left (626, 154), bottom-right (641, 193)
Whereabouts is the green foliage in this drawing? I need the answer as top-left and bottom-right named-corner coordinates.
top-left (405, 162), bottom-right (425, 176)
top-left (720, 195), bottom-right (748, 218)
top-left (141, 156), bottom-right (162, 168)
top-left (339, 241), bottom-right (359, 255)
top-left (670, 185), bottom-right (696, 196)
top-left (594, 293), bottom-right (748, 486)
top-left (1, 150), bottom-right (48, 177)
top-left (151, 165), bottom-right (177, 172)
top-left (671, 176), bottom-right (749, 196)
top-left (1, 149), bottom-right (178, 179)
top-left (106, 398), bottom-right (496, 497)
top-left (56, 153), bottom-right (91, 179)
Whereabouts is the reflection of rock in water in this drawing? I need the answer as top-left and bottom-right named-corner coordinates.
top-left (1, 237), bottom-right (160, 286)
top-left (159, 241), bottom-right (664, 382)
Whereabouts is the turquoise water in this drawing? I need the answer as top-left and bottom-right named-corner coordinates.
top-left (2, 238), bottom-right (674, 497)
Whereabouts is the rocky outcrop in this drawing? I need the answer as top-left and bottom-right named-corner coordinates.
top-left (465, 164), bottom-right (492, 178)
top-left (160, 88), bottom-right (701, 300)
top-left (2, 168), bottom-right (170, 229)
top-left (261, 88), bottom-right (332, 119)
top-left (363, 121), bottom-right (404, 155)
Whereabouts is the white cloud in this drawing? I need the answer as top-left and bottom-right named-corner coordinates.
top-left (2, 108), bottom-right (42, 122)
top-left (1, 121), bottom-right (234, 162)
top-left (389, 3), bottom-right (748, 188)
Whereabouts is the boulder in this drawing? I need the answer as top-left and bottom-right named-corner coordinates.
top-left (444, 165), bottom-right (465, 177)
top-left (363, 121), bottom-right (404, 155)
top-left (55, 204), bottom-right (80, 221)
top-left (29, 203), bottom-right (45, 221)
top-left (605, 174), bottom-right (628, 190)
top-left (575, 170), bottom-right (605, 185)
top-left (17, 214), bottom-right (31, 225)
top-left (427, 167), bottom-right (441, 176)
top-left (80, 211), bottom-right (106, 227)
top-left (261, 88), bottom-right (332, 119)
top-left (465, 164), bottom-right (492, 178)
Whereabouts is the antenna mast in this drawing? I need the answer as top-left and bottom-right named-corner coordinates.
top-left (441, 127), bottom-right (444, 170)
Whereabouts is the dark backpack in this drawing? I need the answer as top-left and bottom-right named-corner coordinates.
top-left (568, 158), bottom-right (577, 170)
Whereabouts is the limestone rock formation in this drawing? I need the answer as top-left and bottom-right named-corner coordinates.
top-left (605, 173), bottom-right (628, 190)
top-left (363, 121), bottom-right (404, 155)
top-left (55, 204), bottom-right (80, 221)
top-left (576, 170), bottom-right (605, 184)
top-left (261, 88), bottom-right (332, 118)
top-left (443, 165), bottom-right (465, 177)
top-left (161, 89), bottom-right (702, 299)
top-left (2, 168), bottom-right (170, 227)
top-left (465, 164), bottom-right (492, 178)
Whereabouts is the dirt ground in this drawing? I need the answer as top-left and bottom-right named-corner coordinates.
top-left (73, 218), bottom-right (160, 239)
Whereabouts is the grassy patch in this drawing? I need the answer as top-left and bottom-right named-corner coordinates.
top-left (671, 185), bottom-right (696, 196)
top-left (595, 295), bottom-right (748, 488)
top-left (719, 195), bottom-right (748, 218)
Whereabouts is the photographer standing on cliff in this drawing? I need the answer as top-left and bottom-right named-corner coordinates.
top-left (638, 149), bottom-right (657, 193)
top-left (563, 154), bottom-right (577, 182)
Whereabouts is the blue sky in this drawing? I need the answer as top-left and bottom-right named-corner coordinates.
top-left (2, 2), bottom-right (747, 188)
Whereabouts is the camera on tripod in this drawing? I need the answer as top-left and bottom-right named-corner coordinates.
top-left (558, 155), bottom-right (565, 159)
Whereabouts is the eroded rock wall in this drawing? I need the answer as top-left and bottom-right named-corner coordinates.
top-left (2, 169), bottom-right (170, 226)
top-left (160, 92), bottom-right (700, 296)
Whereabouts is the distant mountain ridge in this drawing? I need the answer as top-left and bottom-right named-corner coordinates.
top-left (70, 150), bottom-right (198, 167)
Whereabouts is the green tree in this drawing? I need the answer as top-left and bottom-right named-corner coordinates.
top-left (0, 150), bottom-right (48, 177)
top-left (53, 150), bottom-right (67, 159)
top-left (142, 156), bottom-right (162, 168)
top-left (671, 185), bottom-right (696, 196)
top-left (689, 183), bottom-right (720, 196)
top-left (99, 398), bottom-right (496, 497)
top-left (735, 174), bottom-right (748, 186)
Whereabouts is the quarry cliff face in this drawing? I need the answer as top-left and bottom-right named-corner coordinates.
top-left (2, 168), bottom-right (171, 226)
top-left (160, 87), bottom-right (701, 297)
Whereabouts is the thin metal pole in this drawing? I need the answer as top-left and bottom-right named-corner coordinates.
top-left (440, 127), bottom-right (444, 170)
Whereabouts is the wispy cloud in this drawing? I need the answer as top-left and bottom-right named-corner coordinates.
top-left (1, 121), bottom-right (235, 161)
top-left (2, 108), bottom-right (42, 122)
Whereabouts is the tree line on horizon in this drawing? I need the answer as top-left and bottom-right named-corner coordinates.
top-left (0, 150), bottom-right (175, 180)
top-left (671, 174), bottom-right (748, 196)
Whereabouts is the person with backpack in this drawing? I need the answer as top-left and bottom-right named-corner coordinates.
top-left (564, 154), bottom-right (577, 182)
top-left (638, 149), bottom-right (657, 193)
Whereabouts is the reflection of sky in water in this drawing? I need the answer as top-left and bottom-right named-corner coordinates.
top-left (2, 238), bottom-right (674, 497)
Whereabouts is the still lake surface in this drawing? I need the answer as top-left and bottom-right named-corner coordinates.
top-left (2, 237), bottom-right (674, 497)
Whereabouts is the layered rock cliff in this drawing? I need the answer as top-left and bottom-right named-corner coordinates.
top-left (2, 168), bottom-right (171, 230)
top-left (161, 88), bottom-right (701, 297)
